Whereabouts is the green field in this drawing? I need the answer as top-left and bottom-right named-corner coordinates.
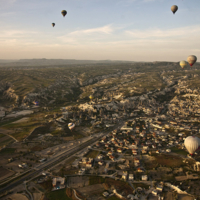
top-left (86, 150), bottom-right (99, 158)
top-left (155, 154), bottom-right (183, 168)
top-left (0, 148), bottom-right (16, 154)
top-left (46, 189), bottom-right (72, 200)
top-left (89, 176), bottom-right (105, 185)
top-left (170, 147), bottom-right (188, 156)
top-left (107, 196), bottom-right (122, 200)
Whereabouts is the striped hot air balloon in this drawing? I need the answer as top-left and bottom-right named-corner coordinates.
top-left (68, 123), bottom-right (75, 131)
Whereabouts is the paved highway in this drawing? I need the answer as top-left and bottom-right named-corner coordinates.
top-left (0, 120), bottom-right (125, 194)
top-left (0, 135), bottom-right (101, 194)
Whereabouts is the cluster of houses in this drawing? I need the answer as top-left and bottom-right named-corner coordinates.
top-left (93, 120), bottom-right (185, 161)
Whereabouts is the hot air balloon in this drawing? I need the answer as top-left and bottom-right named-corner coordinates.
top-left (68, 123), bottom-right (75, 131)
top-left (52, 23), bottom-right (55, 27)
top-left (184, 136), bottom-right (200, 155)
top-left (61, 10), bottom-right (67, 17)
top-left (89, 95), bottom-right (94, 100)
top-left (171, 5), bottom-right (178, 14)
top-left (187, 55), bottom-right (197, 67)
top-left (179, 60), bottom-right (187, 69)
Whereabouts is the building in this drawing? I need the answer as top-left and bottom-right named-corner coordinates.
top-left (194, 161), bottom-right (200, 171)
top-left (52, 177), bottom-right (65, 190)
top-left (141, 175), bottom-right (148, 181)
top-left (156, 184), bottom-right (163, 192)
top-left (129, 174), bottom-right (134, 181)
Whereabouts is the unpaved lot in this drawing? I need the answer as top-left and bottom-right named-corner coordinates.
top-left (0, 167), bottom-right (15, 181)
top-left (2, 193), bottom-right (28, 200)
top-left (178, 194), bottom-right (194, 200)
top-left (0, 128), bottom-right (15, 134)
top-left (12, 117), bottom-right (29, 124)
top-left (67, 176), bottom-right (89, 188)
top-left (77, 184), bottom-right (104, 197)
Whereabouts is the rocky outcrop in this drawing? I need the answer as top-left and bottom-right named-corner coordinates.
top-left (3, 87), bottom-right (19, 103)
top-left (78, 73), bottom-right (120, 86)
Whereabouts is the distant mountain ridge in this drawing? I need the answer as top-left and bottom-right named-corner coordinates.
top-left (0, 59), bottom-right (135, 67)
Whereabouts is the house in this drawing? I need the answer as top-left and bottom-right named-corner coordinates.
top-left (129, 174), bottom-right (134, 181)
top-left (96, 143), bottom-right (100, 147)
top-left (98, 161), bottom-right (104, 166)
top-left (141, 175), bottom-right (148, 181)
top-left (82, 157), bottom-right (87, 164)
top-left (122, 173), bottom-right (127, 181)
top-left (98, 154), bottom-right (103, 159)
top-left (143, 146), bottom-right (149, 150)
top-left (86, 162), bottom-right (93, 168)
top-left (52, 177), bottom-right (65, 190)
top-left (109, 155), bottom-right (115, 161)
top-left (105, 144), bottom-right (109, 148)
top-left (152, 190), bottom-right (158, 196)
top-left (78, 168), bottom-right (86, 175)
top-left (156, 184), bottom-right (163, 192)
top-left (134, 158), bottom-right (140, 163)
top-left (137, 168), bottom-right (144, 172)
top-left (117, 148), bottom-right (123, 153)
top-left (141, 149), bottom-right (147, 154)
top-left (132, 149), bottom-right (137, 155)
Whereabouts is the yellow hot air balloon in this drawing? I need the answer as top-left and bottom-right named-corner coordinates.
top-left (171, 5), bottom-right (178, 14)
top-left (187, 55), bottom-right (197, 67)
top-left (89, 95), bottom-right (94, 100)
top-left (179, 60), bottom-right (187, 69)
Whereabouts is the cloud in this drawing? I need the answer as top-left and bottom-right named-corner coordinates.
top-left (69, 25), bottom-right (114, 36)
top-left (125, 25), bottom-right (200, 39)
top-left (0, 30), bottom-right (38, 39)
top-left (57, 25), bottom-right (116, 45)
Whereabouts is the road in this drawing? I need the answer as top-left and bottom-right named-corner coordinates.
top-left (0, 136), bottom-right (100, 194)
top-left (0, 120), bottom-right (125, 194)
top-left (0, 118), bottom-right (126, 195)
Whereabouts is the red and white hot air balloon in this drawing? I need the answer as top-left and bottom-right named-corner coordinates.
top-left (187, 55), bottom-right (197, 67)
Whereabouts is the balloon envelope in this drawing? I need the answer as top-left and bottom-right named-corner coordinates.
top-left (180, 60), bottom-right (187, 69)
top-left (61, 10), bottom-right (67, 17)
top-left (187, 55), bottom-right (197, 67)
top-left (171, 5), bottom-right (178, 14)
top-left (68, 123), bottom-right (75, 130)
top-left (184, 136), bottom-right (200, 155)
top-left (89, 95), bottom-right (94, 100)
top-left (52, 23), bottom-right (55, 27)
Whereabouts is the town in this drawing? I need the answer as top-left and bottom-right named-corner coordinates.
top-left (0, 61), bottom-right (200, 200)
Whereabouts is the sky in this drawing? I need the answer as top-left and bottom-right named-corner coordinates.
top-left (1, 0), bottom-right (200, 61)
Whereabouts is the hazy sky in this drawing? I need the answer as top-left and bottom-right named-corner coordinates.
top-left (1, 0), bottom-right (200, 61)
